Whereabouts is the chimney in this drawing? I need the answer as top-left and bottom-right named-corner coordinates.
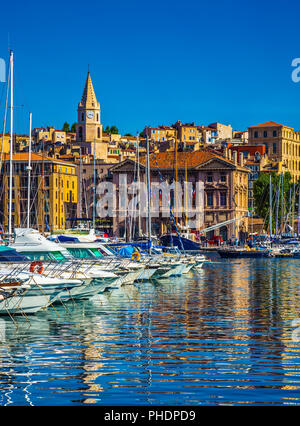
top-left (228, 149), bottom-right (232, 160)
top-left (233, 150), bottom-right (238, 166)
top-left (224, 147), bottom-right (228, 158)
top-left (239, 152), bottom-right (244, 167)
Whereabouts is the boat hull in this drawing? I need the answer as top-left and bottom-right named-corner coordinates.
top-left (218, 250), bottom-right (269, 258)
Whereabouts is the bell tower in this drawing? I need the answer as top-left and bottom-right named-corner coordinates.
top-left (76, 71), bottom-right (106, 159)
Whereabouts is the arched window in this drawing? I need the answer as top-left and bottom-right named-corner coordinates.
top-left (81, 113), bottom-right (84, 122)
top-left (97, 113), bottom-right (99, 122)
top-left (97, 127), bottom-right (100, 138)
top-left (78, 126), bottom-right (83, 141)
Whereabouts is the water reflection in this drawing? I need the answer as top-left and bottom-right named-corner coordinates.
top-left (1, 258), bottom-right (300, 405)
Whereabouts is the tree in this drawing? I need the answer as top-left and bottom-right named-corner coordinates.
top-left (253, 171), bottom-right (293, 233)
top-left (110, 125), bottom-right (119, 134)
top-left (71, 123), bottom-right (77, 133)
top-left (62, 121), bottom-right (70, 132)
top-left (104, 125), bottom-right (119, 135)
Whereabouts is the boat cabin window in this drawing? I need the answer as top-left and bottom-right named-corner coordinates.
top-left (66, 247), bottom-right (94, 258)
top-left (51, 251), bottom-right (67, 261)
top-left (89, 248), bottom-right (103, 257)
top-left (22, 251), bottom-right (66, 262)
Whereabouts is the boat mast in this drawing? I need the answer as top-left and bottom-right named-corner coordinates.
top-left (275, 172), bottom-right (281, 237)
top-left (79, 146), bottom-right (82, 218)
top-left (175, 131), bottom-right (178, 227)
top-left (298, 179), bottom-right (300, 236)
top-left (288, 187), bottom-right (292, 233)
top-left (292, 182), bottom-right (296, 236)
top-left (0, 59), bottom-right (10, 173)
top-left (93, 138), bottom-right (96, 231)
top-left (137, 132), bottom-right (141, 237)
top-left (185, 158), bottom-right (187, 230)
top-left (146, 134), bottom-right (151, 253)
top-left (8, 50), bottom-right (13, 241)
top-left (27, 112), bottom-right (32, 228)
top-left (42, 137), bottom-right (45, 234)
top-left (269, 173), bottom-right (272, 237)
top-left (280, 173), bottom-right (284, 234)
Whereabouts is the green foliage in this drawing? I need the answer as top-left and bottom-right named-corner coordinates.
top-left (253, 171), bottom-right (293, 232)
top-left (62, 121), bottom-right (70, 132)
top-left (110, 125), bottom-right (119, 134)
top-left (71, 123), bottom-right (77, 133)
top-left (104, 125), bottom-right (119, 135)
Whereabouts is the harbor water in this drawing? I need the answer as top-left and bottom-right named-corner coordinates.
top-left (1, 255), bottom-right (300, 406)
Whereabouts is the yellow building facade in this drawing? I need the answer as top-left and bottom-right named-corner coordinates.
top-left (0, 153), bottom-right (77, 233)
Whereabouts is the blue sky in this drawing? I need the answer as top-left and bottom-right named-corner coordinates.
top-left (1, 0), bottom-right (300, 135)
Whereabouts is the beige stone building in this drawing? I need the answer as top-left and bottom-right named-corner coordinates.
top-left (248, 121), bottom-right (300, 181)
top-left (110, 150), bottom-right (249, 241)
top-left (172, 121), bottom-right (201, 143)
top-left (209, 122), bottom-right (233, 140)
top-left (143, 126), bottom-right (176, 142)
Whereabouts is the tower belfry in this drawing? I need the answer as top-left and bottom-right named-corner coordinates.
top-left (76, 71), bottom-right (105, 159)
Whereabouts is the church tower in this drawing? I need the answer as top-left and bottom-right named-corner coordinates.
top-left (76, 71), bottom-right (107, 159)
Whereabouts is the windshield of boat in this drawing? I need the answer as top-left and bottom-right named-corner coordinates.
top-left (66, 247), bottom-right (101, 259)
top-left (98, 246), bottom-right (116, 256)
top-left (0, 247), bottom-right (30, 262)
top-left (21, 251), bottom-right (67, 262)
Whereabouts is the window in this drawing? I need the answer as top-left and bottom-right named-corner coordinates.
top-left (220, 192), bottom-right (227, 206)
top-left (89, 248), bottom-right (103, 258)
top-left (207, 174), bottom-right (213, 183)
top-left (273, 143), bottom-right (277, 154)
top-left (254, 131), bottom-right (258, 138)
top-left (98, 127), bottom-right (101, 138)
top-left (67, 247), bottom-right (93, 259)
top-left (207, 192), bottom-right (213, 206)
top-left (221, 175), bottom-right (226, 182)
top-left (273, 130), bottom-right (277, 137)
top-left (264, 131), bottom-right (267, 138)
top-left (78, 126), bottom-right (83, 141)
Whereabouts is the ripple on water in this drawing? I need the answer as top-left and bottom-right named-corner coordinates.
top-left (1, 258), bottom-right (300, 405)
